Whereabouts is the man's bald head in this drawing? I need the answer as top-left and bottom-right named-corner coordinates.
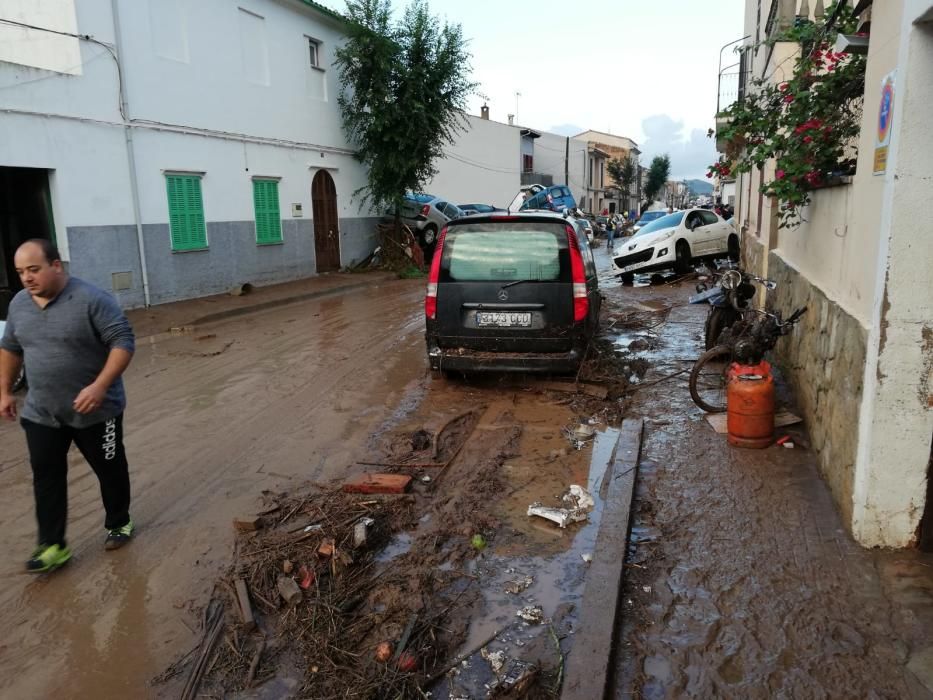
top-left (14, 239), bottom-right (67, 300)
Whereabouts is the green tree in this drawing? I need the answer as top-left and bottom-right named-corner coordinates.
top-left (607, 155), bottom-right (637, 208)
top-left (334, 0), bottom-right (475, 218)
top-left (643, 154), bottom-right (671, 208)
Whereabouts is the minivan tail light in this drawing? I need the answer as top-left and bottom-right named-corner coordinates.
top-left (425, 227), bottom-right (448, 319)
top-left (420, 204), bottom-right (430, 217)
top-left (565, 225), bottom-right (588, 324)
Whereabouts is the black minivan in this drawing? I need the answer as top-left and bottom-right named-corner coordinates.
top-left (425, 212), bottom-right (600, 374)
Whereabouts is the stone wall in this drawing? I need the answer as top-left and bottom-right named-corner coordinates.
top-left (767, 251), bottom-right (868, 527)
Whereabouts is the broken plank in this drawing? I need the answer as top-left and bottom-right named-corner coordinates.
top-left (232, 516), bottom-right (262, 532)
top-left (534, 380), bottom-right (609, 400)
top-left (277, 576), bottom-right (302, 607)
top-left (342, 473), bottom-right (412, 495)
top-left (234, 578), bottom-right (256, 632)
top-left (704, 409), bottom-right (802, 435)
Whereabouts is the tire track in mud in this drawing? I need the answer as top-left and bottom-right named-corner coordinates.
top-left (608, 287), bottom-right (921, 699)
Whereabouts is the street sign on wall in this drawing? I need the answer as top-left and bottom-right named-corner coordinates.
top-left (873, 71), bottom-right (896, 175)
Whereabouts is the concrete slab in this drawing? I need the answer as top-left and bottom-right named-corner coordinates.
top-left (561, 417), bottom-right (642, 700)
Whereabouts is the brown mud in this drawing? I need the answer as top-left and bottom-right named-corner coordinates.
top-left (0, 263), bottom-right (637, 698)
top-left (600, 276), bottom-right (933, 699)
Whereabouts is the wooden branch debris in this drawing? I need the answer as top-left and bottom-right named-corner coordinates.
top-left (232, 516), bottom-right (262, 532)
top-left (234, 578), bottom-right (256, 632)
top-left (181, 601), bottom-right (225, 700)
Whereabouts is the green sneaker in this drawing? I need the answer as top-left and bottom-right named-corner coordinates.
top-left (26, 544), bottom-right (72, 573)
top-left (105, 519), bottom-right (135, 551)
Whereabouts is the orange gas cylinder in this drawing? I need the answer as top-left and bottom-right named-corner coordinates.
top-left (727, 361), bottom-right (775, 448)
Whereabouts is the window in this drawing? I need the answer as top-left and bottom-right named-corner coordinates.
top-left (165, 174), bottom-right (207, 251)
top-left (443, 224), bottom-right (566, 282)
top-left (253, 179), bottom-right (282, 244)
top-left (238, 8), bottom-right (269, 85)
top-left (308, 37), bottom-right (320, 68)
top-left (522, 154), bottom-right (533, 173)
top-left (700, 210), bottom-right (719, 225)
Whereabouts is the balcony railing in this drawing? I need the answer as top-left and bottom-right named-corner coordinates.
top-left (521, 172), bottom-right (553, 187)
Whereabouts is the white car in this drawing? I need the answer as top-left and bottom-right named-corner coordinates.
top-left (611, 208), bottom-right (738, 280)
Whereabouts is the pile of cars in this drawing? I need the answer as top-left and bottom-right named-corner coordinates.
top-left (609, 208), bottom-right (739, 283)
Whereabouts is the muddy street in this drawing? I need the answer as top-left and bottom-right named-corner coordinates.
top-left (600, 268), bottom-right (933, 699)
top-left (2, 248), bottom-right (931, 699)
top-left (0, 276), bottom-right (431, 698)
top-left (0, 269), bottom-right (628, 699)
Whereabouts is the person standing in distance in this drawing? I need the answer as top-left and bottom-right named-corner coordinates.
top-left (0, 239), bottom-right (136, 573)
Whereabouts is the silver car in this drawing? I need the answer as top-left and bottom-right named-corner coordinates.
top-left (398, 194), bottom-right (463, 249)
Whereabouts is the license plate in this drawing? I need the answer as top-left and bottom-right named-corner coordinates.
top-left (476, 311), bottom-right (532, 327)
top-left (619, 262), bottom-right (643, 273)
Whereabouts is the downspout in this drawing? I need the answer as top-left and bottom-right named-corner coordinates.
top-left (110, 0), bottom-right (151, 308)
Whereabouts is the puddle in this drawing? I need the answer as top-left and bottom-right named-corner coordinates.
top-left (431, 427), bottom-right (620, 699)
top-left (375, 531), bottom-right (413, 563)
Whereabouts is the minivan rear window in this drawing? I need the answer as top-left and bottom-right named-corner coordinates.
top-left (442, 223), bottom-right (567, 282)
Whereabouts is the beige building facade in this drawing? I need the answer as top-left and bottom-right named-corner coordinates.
top-left (728, 0), bottom-right (933, 548)
top-left (573, 130), bottom-right (641, 215)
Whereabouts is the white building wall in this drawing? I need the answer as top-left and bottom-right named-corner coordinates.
top-left (424, 114), bottom-right (520, 209)
top-left (535, 131), bottom-right (569, 187)
top-left (117, 0), bottom-right (350, 151)
top-left (0, 0), bottom-right (376, 308)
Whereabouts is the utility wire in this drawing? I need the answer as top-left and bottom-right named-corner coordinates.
top-left (0, 16), bottom-right (125, 118)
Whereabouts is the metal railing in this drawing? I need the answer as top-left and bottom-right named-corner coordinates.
top-left (520, 172), bottom-right (553, 186)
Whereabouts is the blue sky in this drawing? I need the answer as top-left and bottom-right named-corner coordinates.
top-left (319, 0), bottom-right (746, 178)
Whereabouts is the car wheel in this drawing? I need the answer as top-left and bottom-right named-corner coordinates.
top-left (728, 234), bottom-right (740, 262)
top-left (421, 225), bottom-right (438, 247)
top-left (674, 240), bottom-right (692, 274)
top-left (620, 272), bottom-right (635, 285)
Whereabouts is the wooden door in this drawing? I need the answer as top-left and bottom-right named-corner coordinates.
top-left (312, 170), bottom-right (340, 273)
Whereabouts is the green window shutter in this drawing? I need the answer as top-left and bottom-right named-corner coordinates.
top-left (166, 175), bottom-right (207, 251)
top-left (253, 179), bottom-right (282, 244)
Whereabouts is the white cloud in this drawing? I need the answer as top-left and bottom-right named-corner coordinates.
top-left (639, 115), bottom-right (718, 180)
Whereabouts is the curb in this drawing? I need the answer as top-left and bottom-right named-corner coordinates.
top-left (562, 417), bottom-right (643, 700)
top-left (189, 280), bottom-right (377, 327)
top-left (135, 274), bottom-right (399, 343)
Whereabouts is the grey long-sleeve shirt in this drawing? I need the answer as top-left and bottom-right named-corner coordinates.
top-left (1, 277), bottom-right (135, 428)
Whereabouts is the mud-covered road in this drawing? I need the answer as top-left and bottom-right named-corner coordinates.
top-left (3, 248), bottom-right (931, 699)
top-left (0, 276), bottom-right (431, 698)
top-left (604, 278), bottom-right (933, 699)
top-left (0, 271), bottom-right (624, 699)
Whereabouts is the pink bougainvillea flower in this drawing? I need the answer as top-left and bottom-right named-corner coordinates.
top-left (778, 82), bottom-right (789, 91)
top-left (803, 135), bottom-right (813, 144)
top-left (776, 170), bottom-right (786, 180)
top-left (783, 94), bottom-right (794, 103)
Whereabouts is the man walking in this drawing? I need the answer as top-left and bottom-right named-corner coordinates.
top-left (0, 239), bottom-right (136, 573)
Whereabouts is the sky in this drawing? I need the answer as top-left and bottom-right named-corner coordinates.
top-left (319, 0), bottom-right (746, 179)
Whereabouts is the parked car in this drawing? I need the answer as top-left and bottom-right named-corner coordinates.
top-left (397, 193), bottom-right (463, 249)
top-left (631, 210), bottom-right (668, 234)
top-left (611, 208), bottom-right (739, 282)
top-left (575, 217), bottom-right (595, 245)
top-left (458, 203), bottom-right (503, 216)
top-left (424, 211), bottom-right (600, 374)
top-left (507, 184), bottom-right (577, 213)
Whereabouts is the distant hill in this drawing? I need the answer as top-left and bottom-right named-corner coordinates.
top-left (686, 179), bottom-right (713, 195)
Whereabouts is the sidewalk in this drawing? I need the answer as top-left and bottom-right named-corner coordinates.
top-left (591, 260), bottom-right (933, 698)
top-left (126, 270), bottom-right (400, 339)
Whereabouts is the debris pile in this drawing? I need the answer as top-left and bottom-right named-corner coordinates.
top-left (157, 488), bottom-right (468, 699)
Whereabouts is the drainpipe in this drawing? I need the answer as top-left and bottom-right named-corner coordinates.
top-left (110, 0), bottom-right (151, 308)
